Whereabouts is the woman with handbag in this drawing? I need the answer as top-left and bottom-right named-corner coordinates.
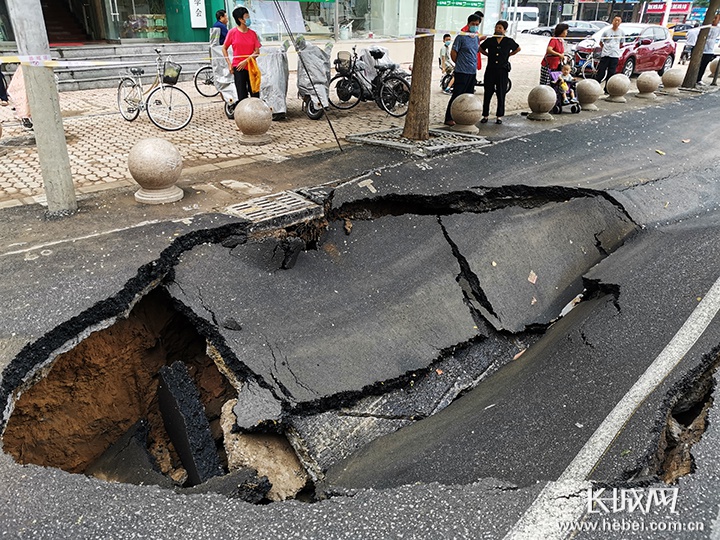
top-left (540, 23), bottom-right (569, 85)
top-left (479, 20), bottom-right (520, 125)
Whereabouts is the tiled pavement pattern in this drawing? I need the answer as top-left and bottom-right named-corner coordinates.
top-left (0, 36), bottom-right (689, 208)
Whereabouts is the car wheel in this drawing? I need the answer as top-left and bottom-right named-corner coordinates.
top-left (622, 58), bottom-right (635, 78)
top-left (659, 55), bottom-right (674, 75)
top-left (542, 31), bottom-right (552, 37)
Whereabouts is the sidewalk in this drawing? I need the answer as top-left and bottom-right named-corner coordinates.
top-left (0, 34), bottom-right (698, 209)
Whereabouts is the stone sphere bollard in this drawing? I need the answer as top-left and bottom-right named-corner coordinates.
top-left (576, 78), bottom-right (602, 111)
top-left (450, 94), bottom-right (483, 133)
top-left (709, 58), bottom-right (719, 77)
top-left (234, 97), bottom-right (272, 145)
top-left (606, 74), bottom-right (631, 103)
top-left (636, 71), bottom-right (660, 99)
top-left (661, 68), bottom-right (683, 94)
top-left (128, 138), bottom-right (184, 205)
top-left (527, 85), bottom-right (556, 121)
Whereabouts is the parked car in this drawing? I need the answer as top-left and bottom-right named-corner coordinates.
top-left (574, 23), bottom-right (677, 77)
top-left (524, 20), bottom-right (603, 39)
top-left (667, 22), bottom-right (694, 41)
top-left (590, 20), bottom-right (610, 28)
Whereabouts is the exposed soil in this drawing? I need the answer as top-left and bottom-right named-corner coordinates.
top-left (3, 288), bottom-right (235, 479)
top-left (654, 357), bottom-right (717, 484)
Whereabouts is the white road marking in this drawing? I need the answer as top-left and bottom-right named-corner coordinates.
top-left (0, 220), bottom-right (165, 257)
top-left (505, 274), bottom-right (720, 539)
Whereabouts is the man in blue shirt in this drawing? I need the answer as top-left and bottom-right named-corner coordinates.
top-left (213, 10), bottom-right (229, 45)
top-left (444, 13), bottom-right (482, 126)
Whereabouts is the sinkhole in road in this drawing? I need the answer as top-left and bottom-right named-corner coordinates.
top-left (2, 288), bottom-right (311, 503)
top-left (652, 353), bottom-right (718, 484)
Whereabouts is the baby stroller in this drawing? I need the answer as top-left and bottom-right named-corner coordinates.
top-left (548, 71), bottom-right (580, 114)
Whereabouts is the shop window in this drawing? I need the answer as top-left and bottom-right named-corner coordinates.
top-left (118, 0), bottom-right (168, 39)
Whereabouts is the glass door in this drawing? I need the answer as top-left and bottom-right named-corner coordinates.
top-left (106, 0), bottom-right (167, 40)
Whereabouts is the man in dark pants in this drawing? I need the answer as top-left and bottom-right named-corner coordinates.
top-left (480, 20), bottom-right (520, 124)
top-left (444, 13), bottom-right (482, 126)
top-left (697, 13), bottom-right (720, 86)
top-left (595, 16), bottom-right (624, 92)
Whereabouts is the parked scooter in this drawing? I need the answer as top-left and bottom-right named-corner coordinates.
top-left (295, 36), bottom-right (332, 120)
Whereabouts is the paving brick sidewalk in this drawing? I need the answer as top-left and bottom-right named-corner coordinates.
top-left (0, 34), bottom-right (696, 209)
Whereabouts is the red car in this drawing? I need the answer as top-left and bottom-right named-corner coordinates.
top-left (574, 23), bottom-right (677, 77)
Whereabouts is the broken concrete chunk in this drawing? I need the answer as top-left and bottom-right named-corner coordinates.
top-left (85, 419), bottom-right (174, 489)
top-left (221, 317), bottom-right (243, 331)
top-left (281, 237), bottom-right (305, 270)
top-left (221, 400), bottom-right (308, 501)
top-left (232, 380), bottom-right (283, 431)
top-left (158, 361), bottom-right (224, 487)
top-left (180, 467), bottom-right (272, 503)
top-left (221, 234), bottom-right (248, 248)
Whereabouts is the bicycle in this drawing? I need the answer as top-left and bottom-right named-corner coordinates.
top-left (574, 41), bottom-right (601, 79)
top-left (328, 46), bottom-right (412, 117)
top-left (193, 64), bottom-right (219, 97)
top-left (117, 49), bottom-right (194, 131)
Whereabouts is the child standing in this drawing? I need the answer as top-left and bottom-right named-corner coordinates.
top-left (438, 33), bottom-right (454, 94)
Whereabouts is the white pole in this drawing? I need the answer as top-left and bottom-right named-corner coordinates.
top-left (6, 0), bottom-right (77, 216)
top-left (662, 0), bottom-right (673, 25)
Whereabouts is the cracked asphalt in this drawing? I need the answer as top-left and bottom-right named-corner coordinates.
top-left (1, 89), bottom-right (720, 539)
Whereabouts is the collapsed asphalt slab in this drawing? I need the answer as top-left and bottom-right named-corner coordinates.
top-left (320, 214), bottom-right (720, 496)
top-left (167, 214), bottom-right (480, 408)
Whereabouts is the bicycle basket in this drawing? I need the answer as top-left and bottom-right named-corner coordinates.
top-left (335, 51), bottom-right (351, 74)
top-left (162, 61), bottom-right (182, 85)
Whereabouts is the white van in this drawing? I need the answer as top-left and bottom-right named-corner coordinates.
top-left (501, 7), bottom-right (540, 33)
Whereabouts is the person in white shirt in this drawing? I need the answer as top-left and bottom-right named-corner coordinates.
top-left (697, 13), bottom-right (720, 85)
top-left (595, 16), bottom-right (624, 92)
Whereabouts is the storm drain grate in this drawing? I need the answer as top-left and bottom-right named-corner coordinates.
top-left (225, 191), bottom-right (322, 226)
top-left (346, 128), bottom-right (489, 157)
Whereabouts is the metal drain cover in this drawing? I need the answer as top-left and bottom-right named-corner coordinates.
top-left (225, 191), bottom-right (322, 226)
top-left (347, 128), bottom-right (489, 156)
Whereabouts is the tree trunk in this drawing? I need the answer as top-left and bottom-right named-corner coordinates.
top-left (402, 0), bottom-right (437, 141)
top-left (682, 0), bottom-right (720, 88)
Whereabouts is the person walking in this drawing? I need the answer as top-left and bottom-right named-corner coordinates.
top-left (444, 12), bottom-right (482, 126)
top-left (223, 7), bottom-right (261, 104)
top-left (696, 13), bottom-right (720, 86)
top-left (595, 16), bottom-right (624, 92)
top-left (540, 23), bottom-right (569, 85)
top-left (479, 20), bottom-right (520, 125)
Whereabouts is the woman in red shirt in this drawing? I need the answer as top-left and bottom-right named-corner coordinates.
top-left (223, 7), bottom-right (261, 102)
top-left (539, 23), bottom-right (568, 85)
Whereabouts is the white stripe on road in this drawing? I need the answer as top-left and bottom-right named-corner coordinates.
top-left (505, 274), bottom-right (720, 539)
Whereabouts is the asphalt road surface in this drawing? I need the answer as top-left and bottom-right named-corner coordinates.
top-left (1, 92), bottom-right (720, 539)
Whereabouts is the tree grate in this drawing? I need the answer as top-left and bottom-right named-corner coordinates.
top-left (346, 128), bottom-right (489, 156)
top-left (225, 191), bottom-right (322, 226)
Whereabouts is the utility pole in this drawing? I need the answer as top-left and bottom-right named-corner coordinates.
top-left (6, 0), bottom-right (77, 217)
top-left (402, 0), bottom-right (436, 141)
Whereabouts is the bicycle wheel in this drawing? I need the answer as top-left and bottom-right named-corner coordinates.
top-left (117, 77), bottom-right (141, 121)
top-left (193, 65), bottom-right (219, 98)
top-left (146, 85), bottom-right (194, 131)
top-left (329, 74), bottom-right (362, 109)
top-left (379, 75), bottom-right (411, 117)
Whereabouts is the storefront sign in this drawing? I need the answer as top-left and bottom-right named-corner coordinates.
top-left (189, 0), bottom-right (207, 28)
top-left (645, 2), bottom-right (691, 13)
top-left (437, 0), bottom-right (485, 7)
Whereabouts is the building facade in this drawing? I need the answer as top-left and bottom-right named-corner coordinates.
top-left (0, 0), bottom-right (504, 46)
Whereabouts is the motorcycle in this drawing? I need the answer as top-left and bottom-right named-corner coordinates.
top-left (295, 36), bottom-right (332, 120)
